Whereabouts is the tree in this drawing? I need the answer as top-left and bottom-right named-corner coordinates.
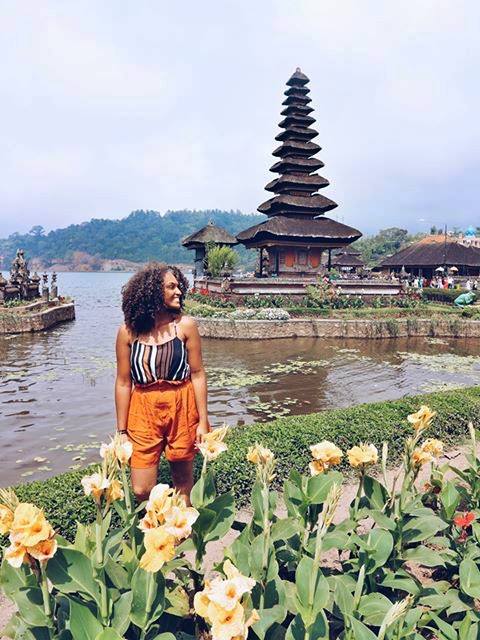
top-left (206, 245), bottom-right (239, 277)
top-left (29, 225), bottom-right (45, 236)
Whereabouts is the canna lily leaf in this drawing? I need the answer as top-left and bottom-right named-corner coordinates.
top-left (459, 559), bottom-right (480, 599)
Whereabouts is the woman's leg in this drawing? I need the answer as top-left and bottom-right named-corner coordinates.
top-left (169, 459), bottom-right (194, 506)
top-left (131, 466), bottom-right (158, 503)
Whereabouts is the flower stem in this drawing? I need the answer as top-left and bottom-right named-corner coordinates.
top-left (94, 506), bottom-right (109, 624)
top-left (39, 562), bottom-right (52, 619)
top-left (140, 572), bottom-right (156, 639)
top-left (120, 466), bottom-right (137, 554)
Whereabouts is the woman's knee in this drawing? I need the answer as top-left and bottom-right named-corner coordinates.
top-left (131, 468), bottom-right (158, 502)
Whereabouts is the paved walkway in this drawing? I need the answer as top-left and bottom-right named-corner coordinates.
top-left (0, 446), bottom-right (472, 638)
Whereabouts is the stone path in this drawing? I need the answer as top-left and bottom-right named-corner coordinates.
top-left (0, 445), bottom-right (472, 638)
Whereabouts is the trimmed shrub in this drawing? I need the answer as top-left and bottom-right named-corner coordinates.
top-left (422, 287), bottom-right (465, 303)
top-left (9, 386), bottom-right (480, 539)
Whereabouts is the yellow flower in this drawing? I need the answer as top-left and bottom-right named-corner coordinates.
top-left (4, 541), bottom-right (28, 568)
top-left (407, 405), bottom-right (436, 431)
top-left (81, 472), bottom-right (110, 503)
top-left (106, 478), bottom-right (124, 503)
top-left (198, 427), bottom-right (229, 461)
top-left (100, 435), bottom-right (133, 465)
top-left (28, 537), bottom-right (58, 563)
top-left (310, 441), bottom-right (343, 467)
top-left (412, 447), bottom-right (433, 467)
top-left (347, 443), bottom-right (378, 468)
top-left (10, 503), bottom-right (55, 547)
top-left (0, 504), bottom-right (14, 535)
top-left (246, 444), bottom-right (274, 466)
top-left (146, 483), bottom-right (174, 517)
top-left (209, 602), bottom-right (246, 640)
top-left (421, 438), bottom-right (444, 457)
top-left (309, 460), bottom-right (326, 476)
top-left (139, 527), bottom-right (176, 572)
top-left (194, 581), bottom-right (212, 620)
top-left (164, 505), bottom-right (199, 540)
top-left (208, 561), bottom-right (256, 612)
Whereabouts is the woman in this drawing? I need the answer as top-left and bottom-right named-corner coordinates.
top-left (115, 262), bottom-right (209, 504)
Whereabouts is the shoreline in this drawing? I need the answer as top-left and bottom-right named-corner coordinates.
top-left (196, 315), bottom-right (480, 340)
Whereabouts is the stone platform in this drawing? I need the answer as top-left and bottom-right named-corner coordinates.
top-left (195, 277), bottom-right (402, 299)
top-left (197, 316), bottom-right (480, 340)
top-left (0, 300), bottom-right (75, 334)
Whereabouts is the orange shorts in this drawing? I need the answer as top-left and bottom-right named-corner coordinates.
top-left (127, 379), bottom-right (199, 468)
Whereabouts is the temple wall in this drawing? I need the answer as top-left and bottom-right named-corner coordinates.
top-left (196, 317), bottom-right (480, 340)
top-left (0, 302), bottom-right (75, 334)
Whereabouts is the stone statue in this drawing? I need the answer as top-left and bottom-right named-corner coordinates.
top-left (454, 291), bottom-right (476, 307)
top-left (10, 249), bottom-right (29, 286)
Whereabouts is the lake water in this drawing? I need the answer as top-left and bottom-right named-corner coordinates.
top-left (1, 271), bottom-right (480, 485)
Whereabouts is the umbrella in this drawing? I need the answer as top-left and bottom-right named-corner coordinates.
top-left (435, 267), bottom-right (445, 272)
top-left (449, 266), bottom-right (459, 272)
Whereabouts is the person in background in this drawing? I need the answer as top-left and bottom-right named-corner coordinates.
top-left (115, 262), bottom-right (210, 504)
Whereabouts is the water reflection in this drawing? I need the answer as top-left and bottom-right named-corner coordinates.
top-left (1, 272), bottom-right (479, 484)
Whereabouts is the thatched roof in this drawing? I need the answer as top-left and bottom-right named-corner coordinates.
top-left (237, 216), bottom-right (362, 246)
top-left (376, 236), bottom-right (480, 269)
top-left (182, 221), bottom-right (237, 248)
top-left (332, 252), bottom-right (365, 267)
top-left (258, 193), bottom-right (338, 217)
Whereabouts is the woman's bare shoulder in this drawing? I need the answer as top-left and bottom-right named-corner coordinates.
top-left (117, 323), bottom-right (134, 344)
top-left (178, 314), bottom-right (198, 334)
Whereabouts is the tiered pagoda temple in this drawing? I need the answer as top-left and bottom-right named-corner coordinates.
top-left (237, 68), bottom-right (362, 277)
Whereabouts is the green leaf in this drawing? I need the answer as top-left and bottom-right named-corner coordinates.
top-left (130, 567), bottom-right (165, 631)
top-left (369, 510), bottom-right (396, 531)
top-left (104, 554), bottom-right (130, 590)
top-left (361, 529), bottom-right (393, 574)
top-left (346, 615), bottom-right (378, 640)
top-left (333, 579), bottom-right (354, 617)
top-left (295, 556), bottom-right (329, 625)
top-left (271, 517), bottom-right (301, 542)
top-left (165, 585), bottom-right (190, 617)
top-left (111, 590), bottom-right (132, 635)
top-left (403, 515), bottom-right (448, 543)
top-left (46, 547), bottom-right (101, 605)
top-left (306, 471), bottom-right (342, 505)
top-left (440, 481), bottom-right (461, 521)
top-left (285, 614), bottom-right (306, 640)
top-left (402, 545), bottom-right (446, 567)
top-left (203, 491), bottom-right (236, 542)
top-left (190, 468), bottom-right (216, 508)
top-left (358, 593), bottom-right (393, 626)
top-left (149, 635), bottom-right (177, 640)
top-left (95, 630), bottom-right (124, 640)
top-left (363, 475), bottom-right (389, 510)
top-left (459, 559), bottom-right (480, 599)
top-left (429, 613), bottom-right (458, 640)
top-left (8, 587), bottom-right (50, 627)
top-left (68, 598), bottom-right (103, 640)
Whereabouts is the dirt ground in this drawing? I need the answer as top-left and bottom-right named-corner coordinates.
top-left (0, 445), bottom-right (472, 638)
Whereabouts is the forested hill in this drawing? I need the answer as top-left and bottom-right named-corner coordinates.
top-left (0, 209), bottom-right (264, 266)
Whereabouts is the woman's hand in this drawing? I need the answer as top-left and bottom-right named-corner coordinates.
top-left (195, 422), bottom-right (211, 445)
top-left (117, 430), bottom-right (129, 444)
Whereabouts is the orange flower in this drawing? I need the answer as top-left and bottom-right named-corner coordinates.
top-left (28, 537), bottom-right (58, 563)
top-left (10, 503), bottom-right (54, 547)
top-left (454, 512), bottom-right (475, 528)
top-left (0, 504), bottom-right (14, 535)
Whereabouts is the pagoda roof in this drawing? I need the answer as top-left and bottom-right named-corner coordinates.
top-left (286, 68), bottom-right (310, 86)
top-left (275, 127), bottom-right (318, 142)
top-left (182, 221), bottom-right (237, 248)
top-left (237, 216), bottom-right (362, 245)
top-left (265, 174), bottom-right (329, 194)
top-left (376, 236), bottom-right (480, 269)
top-left (273, 140), bottom-right (321, 158)
top-left (281, 104), bottom-right (314, 116)
top-left (258, 193), bottom-right (338, 217)
top-left (279, 114), bottom-right (316, 128)
top-left (332, 253), bottom-right (365, 267)
top-left (270, 157), bottom-right (325, 174)
top-left (282, 95), bottom-right (312, 106)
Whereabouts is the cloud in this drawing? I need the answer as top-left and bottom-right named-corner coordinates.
top-left (0, 0), bottom-right (479, 236)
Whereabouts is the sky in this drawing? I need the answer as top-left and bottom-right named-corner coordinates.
top-left (0, 0), bottom-right (479, 237)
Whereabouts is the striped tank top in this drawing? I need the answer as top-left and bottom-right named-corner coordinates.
top-left (130, 321), bottom-right (190, 385)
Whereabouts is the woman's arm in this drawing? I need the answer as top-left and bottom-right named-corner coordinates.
top-left (115, 324), bottom-right (133, 433)
top-left (182, 316), bottom-right (210, 440)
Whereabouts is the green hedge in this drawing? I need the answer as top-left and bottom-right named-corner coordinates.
top-left (8, 386), bottom-right (480, 540)
top-left (422, 287), bottom-right (464, 303)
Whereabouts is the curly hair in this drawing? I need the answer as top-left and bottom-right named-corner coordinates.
top-left (121, 262), bottom-right (189, 335)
